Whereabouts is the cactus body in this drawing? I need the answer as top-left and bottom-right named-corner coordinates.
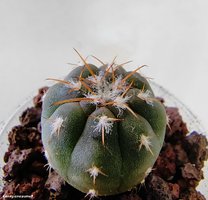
top-left (41, 63), bottom-right (167, 196)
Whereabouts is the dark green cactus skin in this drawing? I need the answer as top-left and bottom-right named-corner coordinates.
top-left (41, 64), bottom-right (167, 196)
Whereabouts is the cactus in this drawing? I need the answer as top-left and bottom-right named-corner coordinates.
top-left (41, 52), bottom-right (167, 197)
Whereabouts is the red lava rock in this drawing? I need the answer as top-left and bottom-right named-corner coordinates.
top-left (3, 147), bottom-right (44, 182)
top-left (45, 170), bottom-right (65, 194)
top-left (146, 174), bottom-right (172, 200)
top-left (3, 148), bottom-right (34, 180)
top-left (181, 163), bottom-right (203, 187)
top-left (7, 126), bottom-right (42, 150)
top-left (31, 175), bottom-right (45, 188)
top-left (8, 126), bottom-right (30, 150)
top-left (177, 178), bottom-right (188, 191)
top-left (33, 86), bottom-right (48, 108)
top-left (183, 131), bottom-right (208, 169)
top-left (173, 143), bottom-right (189, 166)
top-left (154, 143), bottom-right (176, 180)
top-left (0, 181), bottom-right (16, 197)
top-left (180, 188), bottom-right (206, 200)
top-left (3, 151), bottom-right (11, 163)
top-left (168, 183), bottom-right (180, 200)
top-left (15, 181), bottom-right (33, 194)
top-left (165, 107), bottom-right (188, 142)
top-left (27, 128), bottom-right (42, 147)
top-left (19, 107), bottom-right (41, 127)
top-left (31, 189), bottom-right (46, 200)
top-left (29, 161), bottom-right (47, 176)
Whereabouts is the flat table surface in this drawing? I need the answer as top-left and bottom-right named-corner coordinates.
top-left (0, 0), bottom-right (208, 130)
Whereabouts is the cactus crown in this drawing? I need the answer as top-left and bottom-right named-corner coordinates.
top-left (52, 54), bottom-right (150, 116)
top-left (49, 50), bottom-right (157, 145)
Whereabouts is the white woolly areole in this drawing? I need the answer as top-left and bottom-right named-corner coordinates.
top-left (114, 96), bottom-right (130, 108)
top-left (138, 89), bottom-right (152, 99)
top-left (87, 71), bottom-right (104, 83)
top-left (70, 79), bottom-right (82, 90)
top-left (86, 74), bottom-right (128, 105)
top-left (87, 166), bottom-right (100, 178)
top-left (94, 115), bottom-right (114, 134)
top-left (85, 189), bottom-right (97, 199)
top-left (113, 95), bottom-right (131, 114)
top-left (137, 89), bottom-right (154, 106)
top-left (139, 134), bottom-right (153, 155)
top-left (112, 75), bottom-right (124, 90)
top-left (51, 116), bottom-right (64, 136)
top-left (86, 165), bottom-right (106, 184)
top-left (98, 81), bottom-right (124, 102)
top-left (64, 79), bottom-right (82, 90)
top-left (85, 93), bottom-right (102, 105)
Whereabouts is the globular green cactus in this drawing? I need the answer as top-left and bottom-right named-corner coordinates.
top-left (41, 52), bottom-right (167, 198)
